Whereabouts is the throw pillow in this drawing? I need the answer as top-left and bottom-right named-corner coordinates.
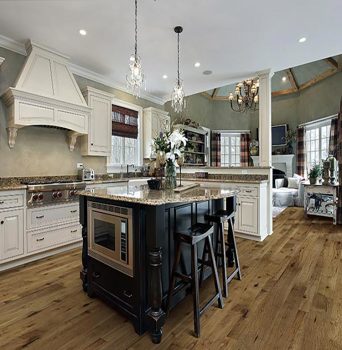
top-left (294, 173), bottom-right (305, 181)
top-left (288, 177), bottom-right (300, 189)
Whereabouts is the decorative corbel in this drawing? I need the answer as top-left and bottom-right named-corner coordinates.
top-left (67, 131), bottom-right (81, 151)
top-left (7, 127), bottom-right (18, 149)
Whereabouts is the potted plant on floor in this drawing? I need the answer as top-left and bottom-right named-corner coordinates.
top-left (308, 163), bottom-right (322, 185)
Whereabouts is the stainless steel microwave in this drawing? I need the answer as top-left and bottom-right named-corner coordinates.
top-left (88, 201), bottom-right (133, 277)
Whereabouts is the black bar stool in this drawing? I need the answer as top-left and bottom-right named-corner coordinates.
top-left (205, 196), bottom-right (241, 298)
top-left (166, 223), bottom-right (224, 338)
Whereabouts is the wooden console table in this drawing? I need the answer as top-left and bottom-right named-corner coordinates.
top-left (304, 183), bottom-right (338, 224)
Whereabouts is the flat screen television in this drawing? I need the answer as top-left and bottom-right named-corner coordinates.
top-left (272, 124), bottom-right (288, 146)
top-left (256, 124), bottom-right (288, 146)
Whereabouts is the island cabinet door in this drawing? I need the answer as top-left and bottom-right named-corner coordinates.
top-left (0, 209), bottom-right (24, 260)
top-left (237, 197), bottom-right (258, 235)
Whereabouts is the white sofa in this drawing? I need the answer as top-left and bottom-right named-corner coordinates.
top-left (273, 178), bottom-right (305, 207)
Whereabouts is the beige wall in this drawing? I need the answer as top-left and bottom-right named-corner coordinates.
top-left (0, 47), bottom-right (162, 178)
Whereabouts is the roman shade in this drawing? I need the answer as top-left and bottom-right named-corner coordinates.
top-left (112, 105), bottom-right (138, 139)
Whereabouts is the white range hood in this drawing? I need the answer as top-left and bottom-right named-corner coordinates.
top-left (2, 41), bottom-right (91, 151)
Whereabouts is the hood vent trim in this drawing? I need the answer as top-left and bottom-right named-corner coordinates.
top-left (2, 41), bottom-right (91, 151)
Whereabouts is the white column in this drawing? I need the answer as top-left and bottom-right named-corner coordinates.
top-left (257, 69), bottom-right (273, 236)
top-left (258, 69), bottom-right (273, 167)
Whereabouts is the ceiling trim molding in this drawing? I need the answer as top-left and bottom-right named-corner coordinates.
top-left (69, 63), bottom-right (164, 105)
top-left (0, 34), bottom-right (27, 55)
top-left (0, 34), bottom-right (164, 106)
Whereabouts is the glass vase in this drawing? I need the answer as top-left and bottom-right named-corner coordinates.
top-left (165, 160), bottom-right (177, 190)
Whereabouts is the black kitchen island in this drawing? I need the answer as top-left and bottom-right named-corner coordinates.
top-left (79, 182), bottom-right (236, 343)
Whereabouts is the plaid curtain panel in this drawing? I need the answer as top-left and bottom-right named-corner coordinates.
top-left (329, 118), bottom-right (338, 157)
top-left (211, 132), bottom-right (221, 167)
top-left (240, 133), bottom-right (251, 167)
top-left (337, 97), bottom-right (342, 224)
top-left (296, 127), bottom-right (305, 177)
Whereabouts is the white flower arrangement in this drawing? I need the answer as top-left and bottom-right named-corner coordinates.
top-left (153, 129), bottom-right (187, 164)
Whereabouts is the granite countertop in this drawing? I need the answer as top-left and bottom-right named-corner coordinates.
top-left (182, 177), bottom-right (268, 184)
top-left (85, 179), bottom-right (129, 185)
top-left (0, 183), bottom-right (27, 191)
top-left (80, 183), bottom-right (237, 206)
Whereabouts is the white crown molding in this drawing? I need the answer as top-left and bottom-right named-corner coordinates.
top-left (0, 34), bottom-right (26, 55)
top-left (69, 63), bottom-right (165, 106)
top-left (0, 34), bottom-right (165, 106)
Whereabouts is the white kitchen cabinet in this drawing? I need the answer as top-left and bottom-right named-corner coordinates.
top-left (143, 107), bottom-right (170, 158)
top-left (0, 208), bottom-right (24, 260)
top-left (81, 87), bottom-right (114, 156)
top-left (236, 197), bottom-right (258, 234)
top-left (234, 183), bottom-right (268, 241)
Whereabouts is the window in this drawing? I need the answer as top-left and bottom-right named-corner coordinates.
top-left (111, 136), bottom-right (138, 165)
top-left (221, 133), bottom-right (241, 166)
top-left (305, 120), bottom-right (331, 171)
top-left (107, 101), bottom-right (142, 170)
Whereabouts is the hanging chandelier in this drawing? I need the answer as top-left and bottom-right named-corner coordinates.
top-left (228, 79), bottom-right (259, 112)
top-left (171, 26), bottom-right (186, 113)
top-left (126, 0), bottom-right (145, 97)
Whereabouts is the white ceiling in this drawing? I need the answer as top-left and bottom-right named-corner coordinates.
top-left (0, 0), bottom-right (341, 104)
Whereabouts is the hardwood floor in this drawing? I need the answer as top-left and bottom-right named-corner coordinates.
top-left (0, 208), bottom-right (341, 350)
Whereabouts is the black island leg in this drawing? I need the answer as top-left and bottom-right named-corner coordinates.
top-left (148, 248), bottom-right (166, 344)
top-left (80, 226), bottom-right (88, 292)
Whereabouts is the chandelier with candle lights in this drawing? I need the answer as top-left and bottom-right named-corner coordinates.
top-left (228, 79), bottom-right (259, 112)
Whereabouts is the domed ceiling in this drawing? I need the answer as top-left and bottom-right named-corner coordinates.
top-left (202, 55), bottom-right (341, 100)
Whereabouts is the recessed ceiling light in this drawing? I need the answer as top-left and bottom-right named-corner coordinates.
top-left (162, 74), bottom-right (168, 79)
top-left (298, 37), bottom-right (306, 43)
top-left (194, 62), bottom-right (201, 68)
top-left (79, 29), bottom-right (87, 36)
top-left (203, 70), bottom-right (213, 75)
top-left (282, 76), bottom-right (287, 82)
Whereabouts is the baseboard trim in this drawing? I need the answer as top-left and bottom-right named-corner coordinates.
top-left (0, 241), bottom-right (82, 272)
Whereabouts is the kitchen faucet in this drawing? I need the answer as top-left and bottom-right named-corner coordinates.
top-left (126, 164), bottom-right (135, 178)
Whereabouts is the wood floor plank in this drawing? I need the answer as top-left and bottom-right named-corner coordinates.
top-left (0, 208), bottom-right (341, 350)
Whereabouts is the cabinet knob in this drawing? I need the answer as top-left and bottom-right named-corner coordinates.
top-left (91, 143), bottom-right (94, 146)
top-left (0, 221), bottom-right (4, 224)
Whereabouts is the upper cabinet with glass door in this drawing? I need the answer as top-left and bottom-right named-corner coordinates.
top-left (143, 107), bottom-right (170, 158)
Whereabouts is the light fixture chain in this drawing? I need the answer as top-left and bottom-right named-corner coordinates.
top-left (177, 32), bottom-right (180, 85)
top-left (135, 0), bottom-right (138, 58)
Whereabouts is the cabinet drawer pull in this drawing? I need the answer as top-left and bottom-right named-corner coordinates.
top-left (245, 190), bottom-right (252, 193)
top-left (70, 210), bottom-right (77, 213)
top-left (123, 290), bottom-right (132, 298)
top-left (36, 215), bottom-right (45, 219)
top-left (70, 229), bottom-right (78, 233)
top-left (36, 237), bottom-right (45, 242)
top-left (0, 201), bottom-right (4, 204)
top-left (92, 272), bottom-right (101, 279)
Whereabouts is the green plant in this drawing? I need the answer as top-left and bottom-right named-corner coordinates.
top-left (308, 163), bottom-right (322, 178)
top-left (283, 129), bottom-right (297, 145)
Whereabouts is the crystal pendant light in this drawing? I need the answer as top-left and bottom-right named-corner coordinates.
top-left (126, 0), bottom-right (145, 97)
top-left (171, 26), bottom-right (186, 113)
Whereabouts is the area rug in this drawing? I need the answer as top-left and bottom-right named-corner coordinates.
top-left (273, 206), bottom-right (287, 218)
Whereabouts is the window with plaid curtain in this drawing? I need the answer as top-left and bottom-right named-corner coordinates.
top-left (211, 132), bottom-right (221, 167)
top-left (240, 133), bottom-right (251, 167)
top-left (296, 127), bottom-right (305, 177)
top-left (329, 117), bottom-right (338, 157)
